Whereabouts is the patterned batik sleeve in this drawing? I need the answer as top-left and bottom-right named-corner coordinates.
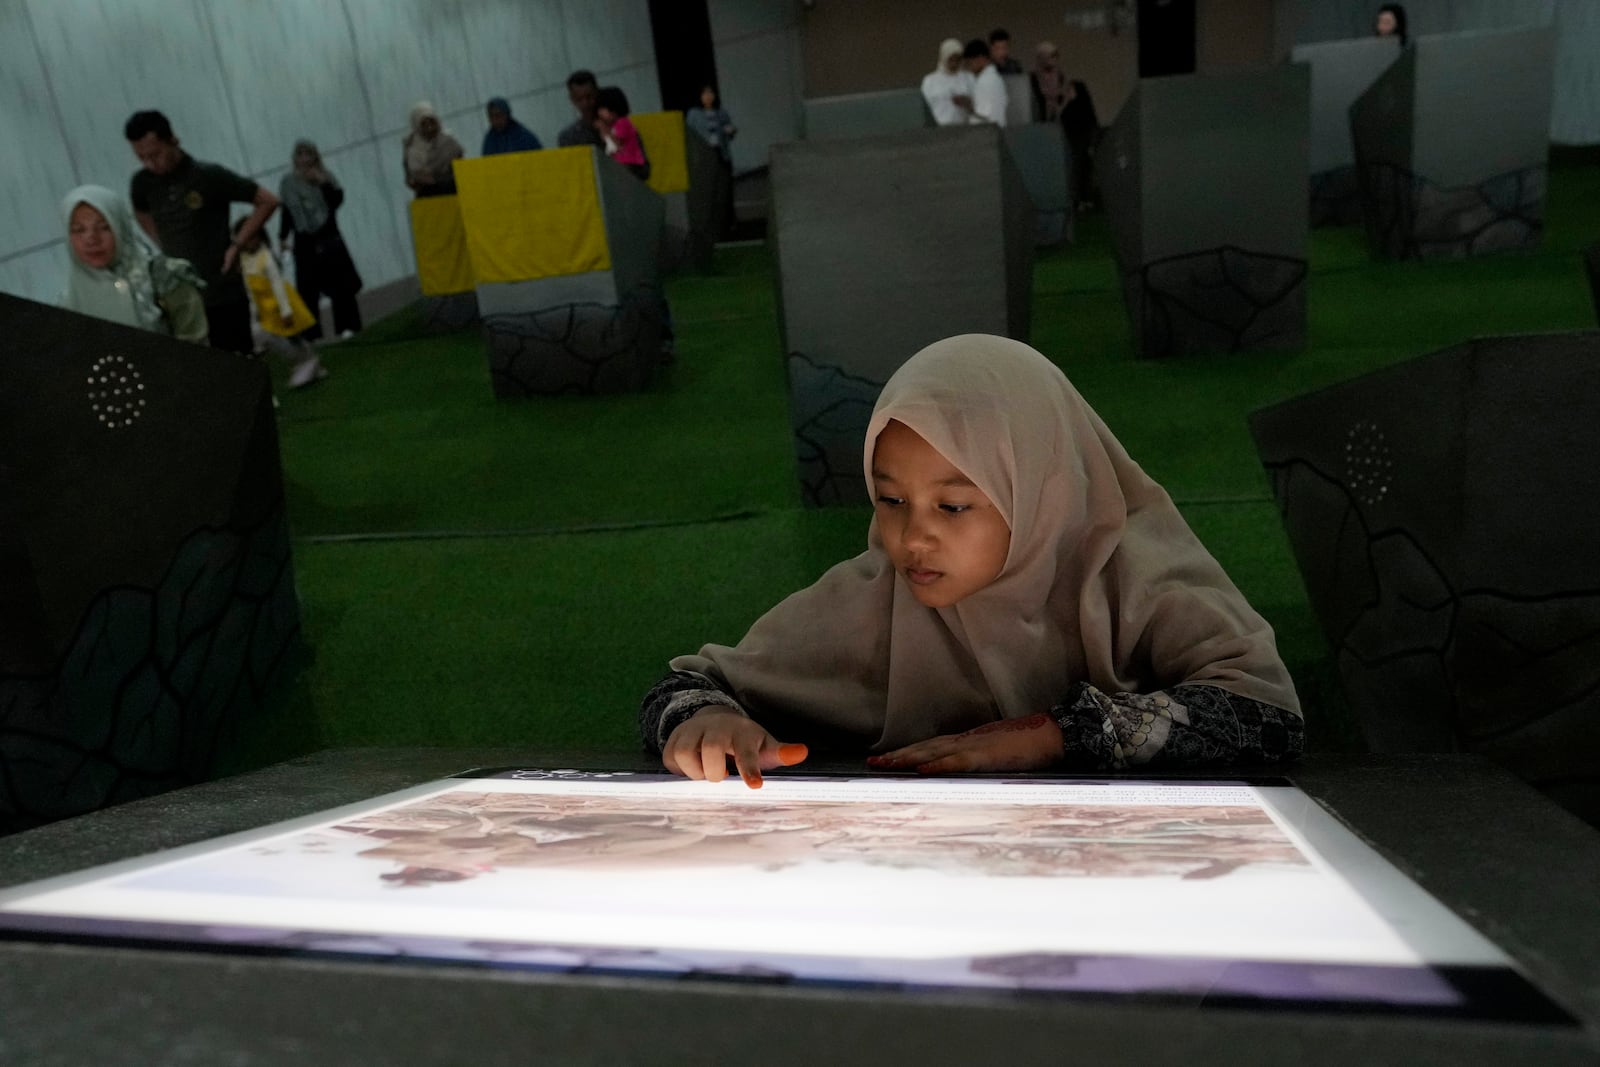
top-left (1050, 682), bottom-right (1304, 769)
top-left (639, 670), bottom-right (748, 754)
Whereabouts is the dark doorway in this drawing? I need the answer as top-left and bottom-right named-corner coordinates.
top-left (1137, 0), bottom-right (1197, 78)
top-left (648, 0), bottom-right (719, 112)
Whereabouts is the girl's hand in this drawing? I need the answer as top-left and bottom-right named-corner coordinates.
top-left (662, 707), bottom-right (808, 788)
top-left (867, 713), bottom-right (1063, 774)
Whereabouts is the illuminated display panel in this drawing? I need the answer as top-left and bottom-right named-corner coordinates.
top-left (0, 772), bottom-right (1572, 1021)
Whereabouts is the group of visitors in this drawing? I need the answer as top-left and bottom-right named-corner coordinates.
top-left (62, 73), bottom-right (736, 374)
top-left (920, 33), bottom-right (1011, 127)
top-left (403, 72), bottom-right (736, 195)
top-left (920, 28), bottom-right (1102, 211)
top-left (61, 110), bottom-right (361, 389)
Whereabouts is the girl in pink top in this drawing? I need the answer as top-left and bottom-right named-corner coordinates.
top-left (595, 86), bottom-right (650, 181)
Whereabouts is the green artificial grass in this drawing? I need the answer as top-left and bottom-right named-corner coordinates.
top-left (231, 163), bottom-right (1600, 772)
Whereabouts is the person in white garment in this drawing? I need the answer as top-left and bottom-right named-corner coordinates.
top-left (920, 38), bottom-right (977, 126)
top-left (964, 38), bottom-right (1009, 126)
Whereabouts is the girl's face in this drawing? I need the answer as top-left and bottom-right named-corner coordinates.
top-left (69, 202), bottom-right (116, 269)
top-left (597, 105), bottom-right (617, 123)
top-left (871, 419), bottom-right (1011, 608)
top-left (1375, 11), bottom-right (1397, 35)
top-left (700, 87), bottom-right (716, 110)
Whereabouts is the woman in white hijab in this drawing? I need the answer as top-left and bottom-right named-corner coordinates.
top-left (642, 335), bottom-right (1302, 786)
top-left (920, 38), bottom-right (977, 126)
top-left (60, 184), bottom-right (207, 343)
top-left (403, 101), bottom-right (465, 198)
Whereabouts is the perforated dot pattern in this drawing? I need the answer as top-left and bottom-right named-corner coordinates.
top-left (86, 354), bottom-right (147, 430)
top-left (1344, 420), bottom-right (1392, 506)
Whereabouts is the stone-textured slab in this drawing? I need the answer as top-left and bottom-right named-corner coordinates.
top-left (1003, 73), bottom-right (1035, 126)
top-left (1290, 36), bottom-right (1401, 226)
top-left (1098, 64), bottom-right (1310, 359)
top-left (771, 125), bottom-right (1032, 506)
top-left (474, 151), bottom-right (667, 397)
top-left (0, 749), bottom-right (1597, 1065)
top-left (407, 195), bottom-right (479, 332)
top-left (1583, 241), bottom-right (1600, 325)
top-left (0, 294), bottom-right (300, 834)
top-left (802, 89), bottom-right (931, 141)
top-left (1250, 331), bottom-right (1600, 824)
top-left (1351, 27), bottom-right (1555, 260)
top-left (416, 291), bottom-right (479, 333)
top-left (683, 124), bottom-right (731, 273)
top-left (1004, 122), bottom-right (1073, 246)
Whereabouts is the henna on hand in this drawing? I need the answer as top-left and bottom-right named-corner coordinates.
top-left (867, 713), bottom-right (1063, 773)
top-left (964, 713), bottom-right (1053, 736)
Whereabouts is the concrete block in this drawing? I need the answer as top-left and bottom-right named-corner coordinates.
top-left (1098, 64), bottom-right (1310, 358)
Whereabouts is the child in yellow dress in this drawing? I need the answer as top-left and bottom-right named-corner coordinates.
top-left (233, 218), bottom-right (328, 388)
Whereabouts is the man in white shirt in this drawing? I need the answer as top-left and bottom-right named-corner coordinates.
top-left (921, 38), bottom-right (978, 126)
top-left (964, 38), bottom-right (1009, 127)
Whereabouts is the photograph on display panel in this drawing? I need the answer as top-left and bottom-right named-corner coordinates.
top-left (0, 771), bottom-right (1574, 1023)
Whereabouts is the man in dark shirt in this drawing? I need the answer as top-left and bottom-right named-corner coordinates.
top-left (556, 70), bottom-right (604, 149)
top-left (126, 110), bottom-right (280, 355)
top-left (989, 28), bottom-right (1024, 75)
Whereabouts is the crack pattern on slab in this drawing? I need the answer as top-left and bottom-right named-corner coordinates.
top-left (0, 507), bottom-right (300, 833)
top-left (482, 285), bottom-right (666, 397)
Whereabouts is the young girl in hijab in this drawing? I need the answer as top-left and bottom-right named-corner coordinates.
top-left (61, 184), bottom-right (207, 343)
top-left (403, 101), bottom-right (465, 198)
top-left (641, 335), bottom-right (1302, 787)
top-left (279, 139), bottom-right (363, 340)
top-left (233, 219), bottom-right (327, 388)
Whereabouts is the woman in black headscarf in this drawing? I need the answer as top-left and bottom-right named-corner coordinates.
top-left (1374, 4), bottom-right (1408, 47)
top-left (1061, 80), bottom-right (1102, 213)
top-left (278, 139), bottom-right (363, 339)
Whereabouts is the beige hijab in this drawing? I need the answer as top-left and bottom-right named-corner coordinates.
top-left (403, 101), bottom-right (462, 184)
top-left (673, 335), bottom-right (1299, 751)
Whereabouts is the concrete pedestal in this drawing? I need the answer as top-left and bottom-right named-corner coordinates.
top-left (1250, 331), bottom-right (1600, 823)
top-left (408, 196), bottom-right (478, 332)
top-left (683, 128), bottom-right (731, 273)
top-left (1583, 241), bottom-right (1600, 325)
top-left (803, 90), bottom-right (931, 141)
top-left (771, 125), bottom-right (1033, 506)
top-left (454, 149), bottom-right (667, 397)
top-left (1098, 64), bottom-right (1310, 359)
top-left (1291, 36), bottom-right (1401, 226)
top-left (0, 294), bottom-right (300, 833)
top-left (1351, 27), bottom-right (1555, 260)
top-left (1004, 123), bottom-right (1073, 246)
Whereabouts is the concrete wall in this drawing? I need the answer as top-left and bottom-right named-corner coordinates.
top-left (708, 0), bottom-right (804, 174)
